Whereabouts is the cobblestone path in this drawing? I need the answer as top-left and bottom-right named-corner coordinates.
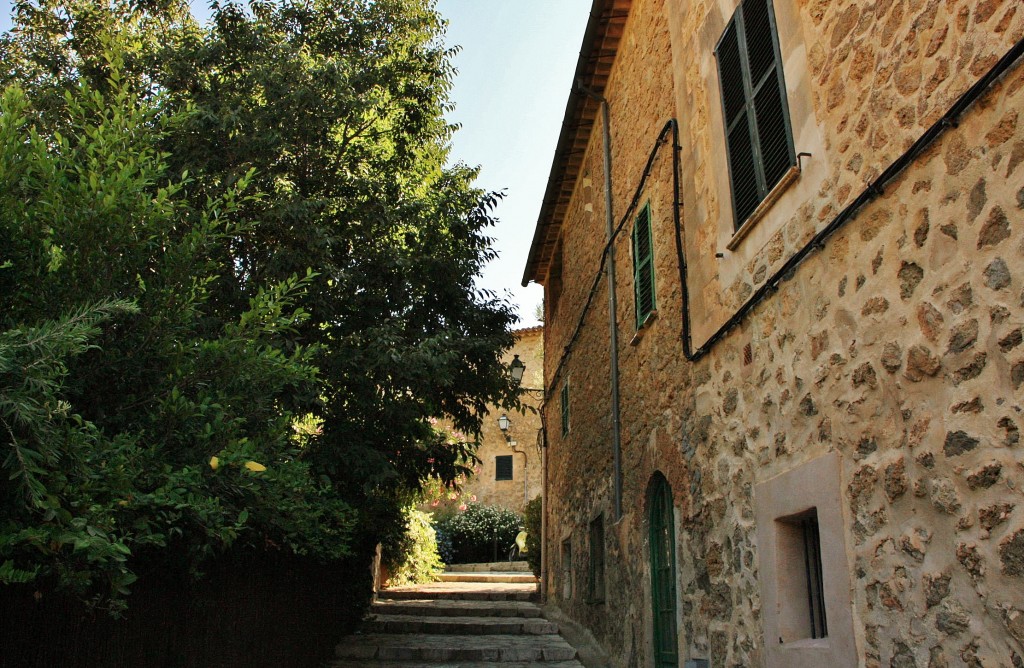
top-left (331, 564), bottom-right (585, 667)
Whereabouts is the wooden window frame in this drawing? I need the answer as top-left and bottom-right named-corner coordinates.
top-left (714, 0), bottom-right (796, 230)
top-left (777, 508), bottom-right (828, 640)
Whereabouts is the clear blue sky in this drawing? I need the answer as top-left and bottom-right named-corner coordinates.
top-left (435, 1), bottom-right (589, 325)
top-left (0, 0), bottom-right (591, 326)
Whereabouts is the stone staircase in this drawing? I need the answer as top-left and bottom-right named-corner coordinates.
top-left (331, 563), bottom-right (584, 667)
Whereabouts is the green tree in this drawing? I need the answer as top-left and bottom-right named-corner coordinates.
top-left (151, 0), bottom-right (520, 543)
top-left (0, 69), bottom-right (354, 611)
top-left (0, 0), bottom-right (520, 609)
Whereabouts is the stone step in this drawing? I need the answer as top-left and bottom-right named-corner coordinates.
top-left (379, 581), bottom-right (538, 602)
top-left (363, 614), bottom-right (558, 635)
top-left (379, 589), bottom-right (536, 602)
top-left (329, 661), bottom-right (585, 668)
top-left (335, 633), bottom-right (579, 663)
top-left (371, 599), bottom-right (543, 618)
top-left (438, 572), bottom-right (537, 584)
top-left (445, 561), bottom-right (533, 573)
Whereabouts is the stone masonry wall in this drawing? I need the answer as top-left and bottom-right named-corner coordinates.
top-left (461, 327), bottom-right (544, 514)
top-left (540, 0), bottom-right (1024, 666)
top-left (468, 327), bottom-right (544, 513)
top-left (543, 0), bottom-right (697, 664)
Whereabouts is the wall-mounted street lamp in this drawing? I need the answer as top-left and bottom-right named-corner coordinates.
top-left (510, 355), bottom-right (526, 384)
top-left (498, 414), bottom-right (511, 432)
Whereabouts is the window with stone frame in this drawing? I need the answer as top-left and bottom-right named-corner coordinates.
top-left (632, 202), bottom-right (656, 328)
top-left (715, 0), bottom-right (796, 230)
top-left (495, 455), bottom-right (513, 481)
top-left (754, 452), bottom-right (856, 667)
top-left (588, 514), bottom-right (606, 603)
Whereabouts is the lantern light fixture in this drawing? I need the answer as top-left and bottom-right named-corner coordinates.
top-left (510, 355), bottom-right (526, 383)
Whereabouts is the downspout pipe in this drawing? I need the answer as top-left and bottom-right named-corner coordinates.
top-left (539, 408), bottom-right (548, 603)
top-left (577, 80), bottom-right (624, 523)
top-left (508, 441), bottom-right (529, 507)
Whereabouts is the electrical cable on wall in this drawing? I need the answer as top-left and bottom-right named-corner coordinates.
top-left (541, 34), bottom-right (1024, 399)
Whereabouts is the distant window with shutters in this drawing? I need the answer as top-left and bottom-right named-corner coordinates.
top-left (632, 203), bottom-right (656, 328)
top-left (560, 380), bottom-right (570, 437)
top-left (715, 0), bottom-right (796, 230)
top-left (495, 455), bottom-right (513, 481)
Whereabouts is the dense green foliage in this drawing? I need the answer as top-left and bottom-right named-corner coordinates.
top-left (0, 77), bottom-right (355, 611)
top-left (382, 507), bottom-right (442, 587)
top-left (523, 496), bottom-right (541, 576)
top-left (0, 0), bottom-right (518, 611)
top-left (433, 504), bottom-right (522, 564)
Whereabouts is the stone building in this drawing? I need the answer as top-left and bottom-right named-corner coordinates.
top-left (464, 325), bottom-right (544, 513)
top-left (427, 326), bottom-right (544, 514)
top-left (522, 0), bottom-right (1024, 666)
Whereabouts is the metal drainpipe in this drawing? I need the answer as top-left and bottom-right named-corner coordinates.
top-left (578, 80), bottom-right (623, 522)
top-left (509, 441), bottom-right (529, 507)
top-left (540, 429), bottom-right (547, 603)
top-left (537, 406), bottom-right (549, 603)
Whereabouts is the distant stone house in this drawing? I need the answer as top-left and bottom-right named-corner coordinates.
top-left (465, 326), bottom-right (544, 513)
top-left (426, 326), bottom-right (544, 515)
top-left (523, 1), bottom-right (1024, 666)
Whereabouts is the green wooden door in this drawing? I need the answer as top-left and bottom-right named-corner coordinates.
top-left (649, 476), bottom-right (678, 668)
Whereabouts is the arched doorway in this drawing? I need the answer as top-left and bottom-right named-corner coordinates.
top-left (649, 473), bottom-right (678, 668)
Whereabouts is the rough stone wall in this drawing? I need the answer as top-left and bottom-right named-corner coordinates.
top-left (679, 63), bottom-right (1024, 666)
top-left (462, 327), bottom-right (545, 513)
top-left (542, 0), bottom-right (695, 664)
top-left (539, 0), bottom-right (1024, 666)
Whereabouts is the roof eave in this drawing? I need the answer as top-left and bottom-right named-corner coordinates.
top-left (521, 0), bottom-right (630, 287)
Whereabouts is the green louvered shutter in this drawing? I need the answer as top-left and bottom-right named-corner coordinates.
top-left (649, 475), bottom-right (679, 668)
top-left (716, 0), bottom-right (795, 229)
top-left (632, 203), bottom-right (656, 328)
top-left (495, 455), bottom-right (513, 481)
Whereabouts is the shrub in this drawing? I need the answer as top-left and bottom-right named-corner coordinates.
top-left (433, 526), bottom-right (456, 564)
top-left (382, 508), bottom-right (443, 587)
top-left (432, 504), bottom-right (522, 564)
top-left (523, 496), bottom-right (542, 576)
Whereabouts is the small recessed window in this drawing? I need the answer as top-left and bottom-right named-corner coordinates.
top-left (755, 453), bottom-right (855, 666)
top-left (495, 455), bottom-right (513, 481)
top-left (632, 202), bottom-right (657, 328)
top-left (562, 538), bottom-right (573, 600)
top-left (560, 380), bottom-right (570, 437)
top-left (776, 508), bottom-right (827, 641)
top-left (588, 514), bottom-right (606, 603)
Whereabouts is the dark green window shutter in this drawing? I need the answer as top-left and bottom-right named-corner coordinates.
top-left (495, 455), bottom-right (513, 481)
top-left (715, 0), bottom-right (795, 229)
top-left (632, 203), bottom-right (656, 328)
top-left (560, 381), bottom-right (570, 437)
